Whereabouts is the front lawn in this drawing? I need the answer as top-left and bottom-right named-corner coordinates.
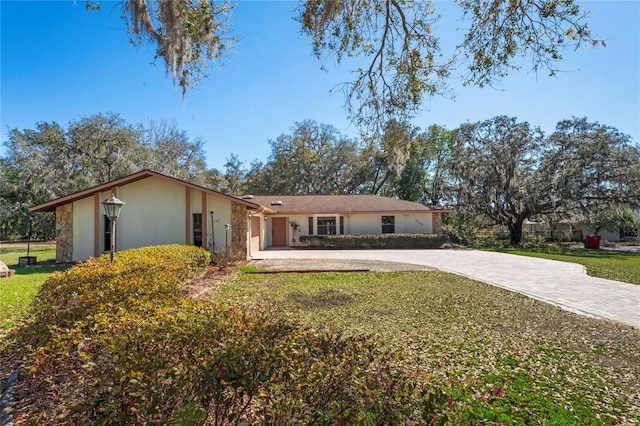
top-left (219, 270), bottom-right (640, 424)
top-left (0, 241), bottom-right (56, 266)
top-left (484, 246), bottom-right (640, 285)
top-left (0, 266), bottom-right (68, 331)
top-left (0, 242), bottom-right (64, 332)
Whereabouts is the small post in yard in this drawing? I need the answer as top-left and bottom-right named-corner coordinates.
top-left (18, 216), bottom-right (37, 266)
top-left (101, 194), bottom-right (125, 262)
top-left (224, 223), bottom-right (230, 247)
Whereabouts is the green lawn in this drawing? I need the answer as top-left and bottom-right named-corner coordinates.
top-left (0, 242), bottom-right (65, 331)
top-left (219, 270), bottom-right (640, 424)
top-left (484, 246), bottom-right (640, 285)
top-left (0, 241), bottom-right (56, 266)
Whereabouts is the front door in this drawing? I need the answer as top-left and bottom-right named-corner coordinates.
top-left (271, 217), bottom-right (287, 246)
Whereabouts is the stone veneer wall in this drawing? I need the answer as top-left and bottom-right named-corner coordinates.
top-left (56, 204), bottom-right (73, 263)
top-left (231, 202), bottom-right (248, 259)
top-left (432, 212), bottom-right (443, 234)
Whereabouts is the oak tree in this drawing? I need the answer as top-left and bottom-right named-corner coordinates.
top-left (450, 116), bottom-right (553, 244)
top-left (91, 0), bottom-right (599, 129)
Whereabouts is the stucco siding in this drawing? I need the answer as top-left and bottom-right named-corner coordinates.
top-left (348, 214), bottom-right (384, 235)
top-left (72, 197), bottom-right (95, 262)
top-left (207, 197), bottom-right (232, 250)
top-left (286, 212), bottom-right (435, 239)
top-left (399, 213), bottom-right (433, 234)
top-left (115, 177), bottom-right (186, 249)
top-left (287, 215), bottom-right (308, 241)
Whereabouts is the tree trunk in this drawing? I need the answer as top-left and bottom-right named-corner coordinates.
top-left (508, 220), bottom-right (524, 245)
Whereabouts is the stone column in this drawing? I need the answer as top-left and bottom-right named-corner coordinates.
top-left (432, 212), bottom-right (443, 234)
top-left (56, 204), bottom-right (73, 263)
top-left (231, 202), bottom-right (248, 259)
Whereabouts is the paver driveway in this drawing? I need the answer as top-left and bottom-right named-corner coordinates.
top-left (252, 248), bottom-right (640, 329)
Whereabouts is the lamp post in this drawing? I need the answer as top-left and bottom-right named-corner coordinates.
top-left (101, 194), bottom-right (125, 262)
top-left (224, 223), bottom-right (230, 247)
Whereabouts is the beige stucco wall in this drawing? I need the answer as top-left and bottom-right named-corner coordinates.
top-left (55, 175), bottom-right (246, 262)
top-left (115, 178), bottom-right (186, 250)
top-left (398, 213), bottom-right (433, 234)
top-left (347, 213), bottom-right (433, 235)
top-left (207, 196), bottom-right (232, 251)
top-left (72, 196), bottom-right (96, 262)
top-left (274, 212), bottom-right (436, 247)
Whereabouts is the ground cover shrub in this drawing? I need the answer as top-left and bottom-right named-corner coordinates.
top-left (4, 245), bottom-right (450, 424)
top-left (25, 244), bottom-right (210, 332)
top-left (300, 233), bottom-right (449, 249)
top-left (211, 246), bottom-right (243, 268)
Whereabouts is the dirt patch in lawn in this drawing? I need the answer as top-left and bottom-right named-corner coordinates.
top-left (288, 289), bottom-right (355, 309)
top-left (248, 258), bottom-right (434, 272)
top-left (185, 259), bottom-right (432, 299)
top-left (184, 261), bottom-right (247, 299)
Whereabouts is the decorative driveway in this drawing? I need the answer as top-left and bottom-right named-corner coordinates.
top-left (252, 248), bottom-right (640, 329)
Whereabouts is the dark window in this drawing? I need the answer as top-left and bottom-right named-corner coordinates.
top-left (317, 217), bottom-right (336, 235)
top-left (104, 215), bottom-right (112, 252)
top-left (193, 213), bottom-right (203, 247)
top-left (382, 216), bottom-right (395, 234)
top-left (308, 216), bottom-right (314, 235)
top-left (340, 216), bottom-right (344, 235)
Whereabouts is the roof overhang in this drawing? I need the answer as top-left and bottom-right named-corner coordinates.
top-left (30, 170), bottom-right (264, 213)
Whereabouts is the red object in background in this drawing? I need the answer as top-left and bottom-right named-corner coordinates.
top-left (585, 235), bottom-right (601, 249)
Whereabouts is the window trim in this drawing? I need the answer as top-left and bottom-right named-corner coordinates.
top-left (382, 215), bottom-right (395, 234)
top-left (317, 216), bottom-right (337, 235)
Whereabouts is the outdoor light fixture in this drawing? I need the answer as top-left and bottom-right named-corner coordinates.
top-left (224, 223), bottom-right (230, 247)
top-left (101, 194), bottom-right (125, 262)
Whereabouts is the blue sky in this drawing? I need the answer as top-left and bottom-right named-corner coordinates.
top-left (1, 1), bottom-right (638, 171)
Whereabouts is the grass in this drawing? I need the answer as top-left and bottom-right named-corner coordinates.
top-left (0, 241), bottom-right (66, 332)
top-left (484, 246), bottom-right (640, 285)
top-left (218, 270), bottom-right (640, 424)
top-left (0, 241), bottom-right (56, 266)
top-left (1, 241), bottom-right (639, 422)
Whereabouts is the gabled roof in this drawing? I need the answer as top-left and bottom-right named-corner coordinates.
top-left (29, 170), bottom-right (270, 213)
top-left (243, 195), bottom-right (452, 215)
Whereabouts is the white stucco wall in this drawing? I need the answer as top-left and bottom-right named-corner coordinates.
top-left (72, 196), bottom-right (96, 262)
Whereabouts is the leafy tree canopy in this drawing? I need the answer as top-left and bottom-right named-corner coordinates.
top-left (0, 113), bottom-right (209, 240)
top-left (449, 116), bottom-right (639, 244)
top-left (88, 0), bottom-right (600, 130)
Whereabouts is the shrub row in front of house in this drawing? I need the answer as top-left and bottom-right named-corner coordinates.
top-left (7, 245), bottom-right (449, 424)
top-left (299, 233), bottom-right (450, 249)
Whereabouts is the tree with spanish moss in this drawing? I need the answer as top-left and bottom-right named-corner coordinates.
top-left (450, 116), bottom-right (554, 245)
top-left (89, 0), bottom-right (600, 130)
